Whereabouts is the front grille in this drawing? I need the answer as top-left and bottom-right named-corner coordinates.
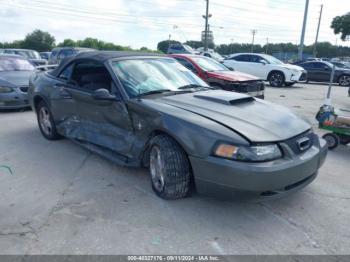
top-left (228, 81), bottom-right (265, 93)
top-left (19, 86), bottom-right (28, 93)
top-left (299, 73), bottom-right (307, 81)
top-left (280, 130), bottom-right (314, 155)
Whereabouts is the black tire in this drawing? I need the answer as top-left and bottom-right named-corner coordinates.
top-left (149, 135), bottom-right (191, 200)
top-left (338, 75), bottom-right (350, 87)
top-left (285, 82), bottom-right (296, 87)
top-left (269, 72), bottom-right (285, 87)
top-left (338, 134), bottom-right (350, 145)
top-left (322, 133), bottom-right (339, 150)
top-left (36, 101), bottom-right (61, 140)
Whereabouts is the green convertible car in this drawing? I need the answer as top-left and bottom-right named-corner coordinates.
top-left (28, 51), bottom-right (328, 200)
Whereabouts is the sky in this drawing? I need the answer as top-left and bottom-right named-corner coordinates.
top-left (0, 0), bottom-right (349, 49)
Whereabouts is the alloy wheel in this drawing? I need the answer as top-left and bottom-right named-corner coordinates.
top-left (150, 146), bottom-right (165, 192)
top-left (39, 107), bottom-right (52, 136)
top-left (339, 75), bottom-right (350, 86)
top-left (270, 73), bottom-right (284, 87)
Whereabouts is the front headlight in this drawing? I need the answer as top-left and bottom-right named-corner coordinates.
top-left (0, 86), bottom-right (14, 93)
top-left (214, 143), bottom-right (282, 162)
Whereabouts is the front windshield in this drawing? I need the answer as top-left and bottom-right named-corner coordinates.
top-left (192, 56), bottom-right (228, 71)
top-left (183, 45), bottom-right (194, 52)
top-left (263, 55), bottom-right (284, 65)
top-left (0, 58), bottom-right (35, 71)
top-left (210, 52), bottom-right (224, 61)
top-left (26, 51), bottom-right (41, 59)
top-left (111, 58), bottom-right (209, 98)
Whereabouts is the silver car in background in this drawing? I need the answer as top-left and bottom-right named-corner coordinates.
top-left (0, 55), bottom-right (35, 109)
top-left (2, 49), bottom-right (47, 66)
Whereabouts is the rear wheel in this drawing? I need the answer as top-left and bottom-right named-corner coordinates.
top-left (338, 75), bottom-right (350, 86)
top-left (269, 72), bottom-right (285, 87)
top-left (149, 135), bottom-right (191, 200)
top-left (338, 134), bottom-right (350, 145)
top-left (322, 133), bottom-right (339, 150)
top-left (37, 101), bottom-right (61, 140)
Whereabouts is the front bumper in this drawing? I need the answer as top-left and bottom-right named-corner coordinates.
top-left (0, 89), bottom-right (29, 109)
top-left (288, 70), bottom-right (308, 83)
top-left (190, 136), bottom-right (327, 198)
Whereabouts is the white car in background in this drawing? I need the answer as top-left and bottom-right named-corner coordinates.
top-left (223, 53), bottom-right (307, 87)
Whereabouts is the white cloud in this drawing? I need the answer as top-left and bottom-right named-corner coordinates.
top-left (0, 0), bottom-right (349, 49)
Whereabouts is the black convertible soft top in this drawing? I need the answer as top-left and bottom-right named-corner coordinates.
top-left (50, 51), bottom-right (164, 77)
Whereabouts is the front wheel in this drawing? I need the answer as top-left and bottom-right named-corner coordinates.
top-left (338, 75), bottom-right (350, 86)
top-left (269, 72), bottom-right (285, 87)
top-left (37, 101), bottom-right (61, 140)
top-left (149, 135), bottom-right (191, 200)
top-left (322, 133), bottom-right (339, 150)
top-left (285, 82), bottom-right (296, 87)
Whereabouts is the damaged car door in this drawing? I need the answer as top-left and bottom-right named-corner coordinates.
top-left (64, 60), bottom-right (135, 156)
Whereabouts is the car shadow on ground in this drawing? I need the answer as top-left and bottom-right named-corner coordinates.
top-left (0, 107), bottom-right (31, 114)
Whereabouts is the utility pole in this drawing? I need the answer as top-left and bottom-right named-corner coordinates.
top-left (230, 38), bottom-right (234, 54)
top-left (203, 0), bottom-right (210, 51)
top-left (313, 4), bottom-right (323, 58)
top-left (298, 0), bottom-right (309, 61)
top-left (265, 37), bottom-right (269, 54)
top-left (168, 34), bottom-right (171, 50)
top-left (251, 29), bottom-right (257, 53)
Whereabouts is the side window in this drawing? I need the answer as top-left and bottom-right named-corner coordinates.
top-left (302, 63), bottom-right (314, 69)
top-left (232, 55), bottom-right (250, 62)
top-left (58, 49), bottom-right (74, 60)
top-left (175, 58), bottom-right (198, 74)
top-left (71, 60), bottom-right (112, 92)
top-left (51, 50), bottom-right (58, 59)
top-left (250, 55), bottom-right (267, 63)
top-left (314, 62), bottom-right (328, 70)
top-left (58, 64), bottom-right (74, 80)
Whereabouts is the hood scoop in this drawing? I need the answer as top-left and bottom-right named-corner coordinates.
top-left (193, 91), bottom-right (255, 105)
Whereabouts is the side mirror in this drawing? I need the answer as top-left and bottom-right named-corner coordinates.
top-left (260, 60), bottom-right (267, 65)
top-left (92, 88), bottom-right (119, 101)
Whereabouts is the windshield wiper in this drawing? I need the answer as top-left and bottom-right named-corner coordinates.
top-left (178, 84), bottom-right (212, 90)
top-left (138, 89), bottom-right (172, 97)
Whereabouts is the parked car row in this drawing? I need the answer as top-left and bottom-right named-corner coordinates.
top-left (223, 53), bottom-right (307, 87)
top-left (0, 49), bottom-right (47, 66)
top-left (298, 61), bottom-right (350, 86)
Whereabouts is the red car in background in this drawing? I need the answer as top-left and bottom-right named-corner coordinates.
top-left (169, 54), bottom-right (265, 98)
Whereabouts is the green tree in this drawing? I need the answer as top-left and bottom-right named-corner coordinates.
top-left (184, 40), bottom-right (203, 49)
top-left (331, 13), bottom-right (350, 41)
top-left (21, 30), bottom-right (55, 52)
top-left (157, 40), bottom-right (180, 53)
top-left (58, 39), bottom-right (76, 47)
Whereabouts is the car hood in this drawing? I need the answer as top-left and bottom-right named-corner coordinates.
top-left (206, 70), bottom-right (260, 82)
top-left (29, 59), bottom-right (47, 65)
top-left (282, 64), bottom-right (305, 71)
top-left (157, 90), bottom-right (310, 142)
top-left (0, 71), bottom-right (33, 87)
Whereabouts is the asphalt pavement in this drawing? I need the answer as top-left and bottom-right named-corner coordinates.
top-left (0, 83), bottom-right (349, 255)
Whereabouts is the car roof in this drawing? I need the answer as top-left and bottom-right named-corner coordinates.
top-left (230, 53), bottom-right (265, 56)
top-left (4, 48), bottom-right (36, 52)
top-left (0, 54), bottom-right (27, 59)
top-left (50, 51), bottom-right (165, 77)
top-left (169, 54), bottom-right (203, 59)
